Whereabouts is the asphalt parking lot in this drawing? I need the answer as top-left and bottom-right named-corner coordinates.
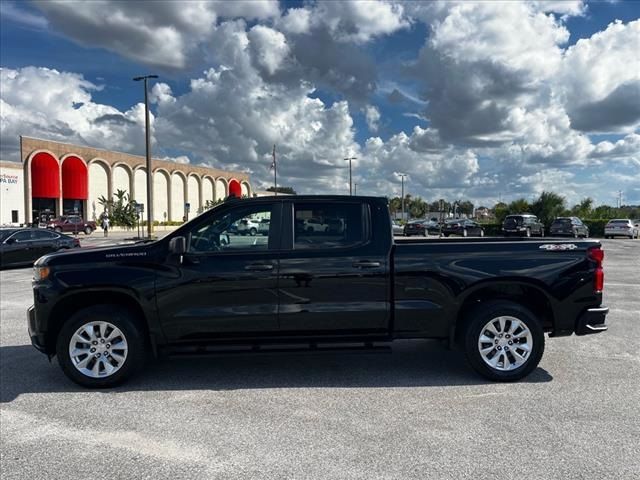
top-left (1, 239), bottom-right (638, 479)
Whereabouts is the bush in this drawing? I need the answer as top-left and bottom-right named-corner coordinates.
top-left (583, 219), bottom-right (608, 237)
top-left (478, 222), bottom-right (503, 236)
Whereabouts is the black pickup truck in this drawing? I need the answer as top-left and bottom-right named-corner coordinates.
top-left (28, 196), bottom-right (608, 387)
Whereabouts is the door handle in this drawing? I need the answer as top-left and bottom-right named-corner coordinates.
top-left (245, 263), bottom-right (274, 271)
top-left (352, 261), bottom-right (381, 269)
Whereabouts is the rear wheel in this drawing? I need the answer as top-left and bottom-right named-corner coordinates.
top-left (525, 228), bottom-right (531, 238)
top-left (84, 226), bottom-right (93, 235)
top-left (56, 305), bottom-right (145, 388)
top-left (249, 228), bottom-right (257, 236)
top-left (462, 301), bottom-right (545, 382)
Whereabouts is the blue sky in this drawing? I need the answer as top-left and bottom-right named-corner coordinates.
top-left (1, 0), bottom-right (639, 206)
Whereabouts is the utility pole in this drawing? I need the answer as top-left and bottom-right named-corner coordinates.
top-left (133, 74), bottom-right (158, 238)
top-left (399, 173), bottom-right (407, 221)
top-left (344, 156), bottom-right (357, 195)
top-left (271, 144), bottom-right (277, 196)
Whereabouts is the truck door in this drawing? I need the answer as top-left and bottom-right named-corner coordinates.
top-left (277, 200), bottom-right (390, 335)
top-left (156, 201), bottom-right (282, 341)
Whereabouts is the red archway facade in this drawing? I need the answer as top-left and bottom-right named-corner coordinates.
top-left (62, 156), bottom-right (88, 200)
top-left (31, 152), bottom-right (59, 198)
top-left (229, 179), bottom-right (241, 198)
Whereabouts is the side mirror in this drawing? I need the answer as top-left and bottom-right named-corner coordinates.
top-left (169, 236), bottom-right (186, 254)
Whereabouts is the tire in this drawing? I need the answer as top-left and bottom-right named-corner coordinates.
top-left (525, 228), bottom-right (531, 238)
top-left (56, 305), bottom-right (145, 388)
top-left (540, 228), bottom-right (545, 237)
top-left (462, 301), bottom-right (545, 382)
top-left (84, 226), bottom-right (93, 235)
top-left (463, 229), bottom-right (468, 237)
top-left (574, 231), bottom-right (578, 238)
top-left (249, 228), bottom-right (257, 236)
top-left (54, 227), bottom-right (63, 233)
top-left (480, 229), bottom-right (485, 237)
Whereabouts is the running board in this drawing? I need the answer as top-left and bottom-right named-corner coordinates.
top-left (163, 342), bottom-right (392, 357)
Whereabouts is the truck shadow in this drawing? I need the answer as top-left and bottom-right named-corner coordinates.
top-left (0, 340), bottom-right (552, 403)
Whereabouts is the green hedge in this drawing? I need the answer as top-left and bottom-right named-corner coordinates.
top-left (582, 219), bottom-right (608, 237)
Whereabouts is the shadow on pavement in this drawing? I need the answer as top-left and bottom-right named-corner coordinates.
top-left (0, 340), bottom-right (552, 402)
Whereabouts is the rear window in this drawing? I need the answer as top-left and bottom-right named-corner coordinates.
top-left (552, 219), bottom-right (571, 225)
top-left (609, 220), bottom-right (630, 225)
top-left (294, 203), bottom-right (365, 249)
top-left (504, 216), bottom-right (523, 225)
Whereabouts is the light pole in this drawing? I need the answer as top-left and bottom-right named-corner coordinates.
top-left (344, 156), bottom-right (357, 195)
top-left (398, 173), bottom-right (407, 221)
top-left (133, 74), bottom-right (158, 238)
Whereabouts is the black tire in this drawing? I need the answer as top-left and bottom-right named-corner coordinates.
top-left (56, 305), bottom-right (145, 388)
top-left (525, 228), bottom-right (531, 238)
top-left (463, 229), bottom-right (468, 237)
top-left (480, 229), bottom-right (485, 237)
top-left (462, 301), bottom-right (545, 382)
top-left (540, 228), bottom-right (545, 237)
top-left (249, 228), bottom-right (257, 236)
top-left (84, 226), bottom-right (93, 235)
top-left (54, 227), bottom-right (63, 233)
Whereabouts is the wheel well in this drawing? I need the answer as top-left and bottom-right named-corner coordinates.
top-left (454, 284), bottom-right (555, 342)
top-left (46, 292), bottom-right (149, 354)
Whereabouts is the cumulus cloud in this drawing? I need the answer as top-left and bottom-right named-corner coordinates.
top-left (364, 105), bottom-right (381, 132)
top-left (32, 0), bottom-right (279, 69)
top-left (0, 67), bottom-right (146, 159)
top-left (559, 20), bottom-right (640, 133)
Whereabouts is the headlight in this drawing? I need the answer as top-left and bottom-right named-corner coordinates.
top-left (33, 266), bottom-right (50, 281)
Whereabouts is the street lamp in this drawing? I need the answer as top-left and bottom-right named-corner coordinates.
top-left (133, 74), bottom-right (158, 238)
top-left (398, 173), bottom-right (407, 221)
top-left (344, 156), bottom-right (357, 195)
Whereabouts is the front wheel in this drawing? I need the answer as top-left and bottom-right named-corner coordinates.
top-left (462, 301), bottom-right (545, 382)
top-left (56, 305), bottom-right (145, 388)
top-left (249, 228), bottom-right (257, 236)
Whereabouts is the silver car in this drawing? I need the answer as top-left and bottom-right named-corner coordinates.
top-left (604, 219), bottom-right (639, 239)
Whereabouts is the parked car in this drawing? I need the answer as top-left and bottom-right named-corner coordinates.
top-left (29, 195), bottom-right (608, 387)
top-left (391, 221), bottom-right (404, 236)
top-left (502, 214), bottom-right (545, 237)
top-left (258, 219), bottom-right (270, 236)
top-left (47, 215), bottom-right (96, 235)
top-left (549, 217), bottom-right (589, 238)
top-left (604, 219), bottom-right (639, 239)
top-left (442, 219), bottom-right (485, 237)
top-left (404, 219), bottom-right (442, 237)
top-left (304, 218), bottom-right (329, 233)
top-left (1, 228), bottom-right (80, 268)
top-left (236, 218), bottom-right (260, 236)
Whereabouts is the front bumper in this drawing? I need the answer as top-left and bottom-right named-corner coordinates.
top-left (27, 305), bottom-right (47, 353)
top-left (575, 306), bottom-right (609, 335)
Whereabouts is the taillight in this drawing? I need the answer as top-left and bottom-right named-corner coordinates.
top-left (588, 246), bottom-right (604, 293)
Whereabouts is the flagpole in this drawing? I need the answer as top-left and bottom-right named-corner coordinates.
top-left (272, 144), bottom-right (277, 196)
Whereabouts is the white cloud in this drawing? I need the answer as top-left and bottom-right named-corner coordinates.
top-left (0, 67), bottom-right (145, 159)
top-left (248, 25), bottom-right (290, 76)
top-left (559, 20), bottom-right (640, 132)
top-left (364, 105), bottom-right (381, 132)
top-left (0, 2), bottom-right (48, 29)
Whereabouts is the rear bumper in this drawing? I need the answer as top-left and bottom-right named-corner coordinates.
top-left (575, 306), bottom-right (609, 335)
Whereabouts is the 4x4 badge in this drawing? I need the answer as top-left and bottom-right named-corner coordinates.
top-left (539, 244), bottom-right (578, 251)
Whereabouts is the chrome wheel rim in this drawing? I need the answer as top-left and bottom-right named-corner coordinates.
top-left (478, 316), bottom-right (533, 371)
top-left (68, 321), bottom-right (128, 378)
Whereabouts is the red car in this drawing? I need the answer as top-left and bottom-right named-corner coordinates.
top-left (47, 215), bottom-right (97, 235)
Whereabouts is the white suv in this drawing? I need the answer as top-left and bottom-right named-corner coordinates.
top-left (236, 218), bottom-right (261, 236)
top-left (604, 219), bottom-right (639, 239)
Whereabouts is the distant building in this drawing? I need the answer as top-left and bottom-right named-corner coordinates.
top-left (1, 136), bottom-right (253, 225)
top-left (475, 206), bottom-right (493, 219)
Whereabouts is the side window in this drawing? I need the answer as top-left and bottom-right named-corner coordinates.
top-left (188, 204), bottom-right (273, 253)
top-left (11, 231), bottom-right (33, 242)
top-left (33, 230), bottom-right (58, 240)
top-left (294, 203), bottom-right (365, 249)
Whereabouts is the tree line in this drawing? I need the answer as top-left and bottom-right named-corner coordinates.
top-left (389, 191), bottom-right (640, 226)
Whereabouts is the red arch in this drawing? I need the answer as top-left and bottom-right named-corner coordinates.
top-left (62, 156), bottom-right (88, 199)
top-left (229, 179), bottom-right (241, 198)
top-left (31, 152), bottom-right (60, 198)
